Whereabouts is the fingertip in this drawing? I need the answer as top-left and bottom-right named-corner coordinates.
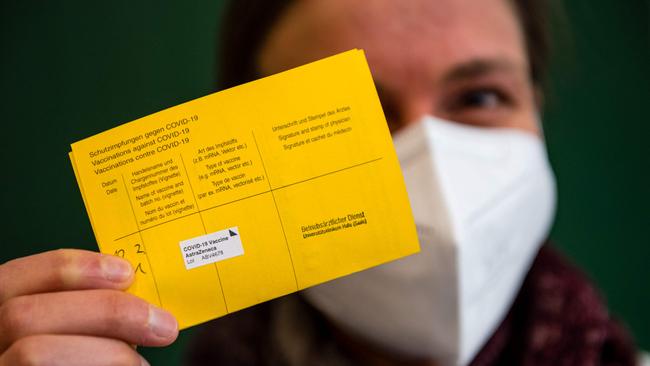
top-left (100, 255), bottom-right (134, 285)
top-left (147, 304), bottom-right (179, 345)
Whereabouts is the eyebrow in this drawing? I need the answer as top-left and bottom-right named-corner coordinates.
top-left (441, 58), bottom-right (519, 84)
top-left (372, 58), bottom-right (523, 109)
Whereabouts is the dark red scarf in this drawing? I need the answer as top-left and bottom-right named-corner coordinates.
top-left (470, 246), bottom-right (637, 366)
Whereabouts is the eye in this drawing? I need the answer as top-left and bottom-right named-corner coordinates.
top-left (452, 88), bottom-right (511, 111)
top-left (439, 84), bottom-right (521, 127)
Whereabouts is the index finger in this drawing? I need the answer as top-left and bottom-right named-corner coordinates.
top-left (0, 249), bottom-right (133, 305)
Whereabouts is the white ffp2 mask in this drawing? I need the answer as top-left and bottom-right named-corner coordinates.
top-left (303, 115), bottom-right (557, 366)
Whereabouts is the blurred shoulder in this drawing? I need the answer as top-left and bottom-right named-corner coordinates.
top-left (184, 298), bottom-right (278, 366)
top-left (183, 294), bottom-right (351, 366)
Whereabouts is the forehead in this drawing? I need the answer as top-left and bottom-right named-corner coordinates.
top-left (258, 0), bottom-right (528, 85)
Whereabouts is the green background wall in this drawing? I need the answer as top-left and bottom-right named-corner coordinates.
top-left (1, 0), bottom-right (648, 364)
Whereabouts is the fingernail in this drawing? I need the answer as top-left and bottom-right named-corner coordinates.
top-left (148, 305), bottom-right (178, 339)
top-left (101, 256), bottom-right (133, 282)
top-left (139, 355), bottom-right (151, 366)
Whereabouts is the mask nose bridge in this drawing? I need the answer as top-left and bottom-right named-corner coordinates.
top-left (394, 120), bottom-right (459, 249)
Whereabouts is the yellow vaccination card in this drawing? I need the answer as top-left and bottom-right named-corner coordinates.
top-left (69, 49), bottom-right (419, 329)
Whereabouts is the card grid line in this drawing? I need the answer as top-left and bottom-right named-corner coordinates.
top-left (179, 154), bottom-right (229, 314)
top-left (113, 155), bottom-right (383, 243)
top-left (120, 174), bottom-right (164, 308)
top-left (250, 130), bottom-right (300, 291)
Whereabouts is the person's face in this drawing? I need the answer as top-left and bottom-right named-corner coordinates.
top-left (257, 0), bottom-right (539, 135)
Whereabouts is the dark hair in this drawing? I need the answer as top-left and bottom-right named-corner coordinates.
top-left (216, 0), bottom-right (552, 90)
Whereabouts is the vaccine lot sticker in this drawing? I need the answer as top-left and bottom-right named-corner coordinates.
top-left (180, 227), bottom-right (244, 270)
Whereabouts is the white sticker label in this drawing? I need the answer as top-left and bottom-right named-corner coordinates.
top-left (179, 226), bottom-right (244, 269)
